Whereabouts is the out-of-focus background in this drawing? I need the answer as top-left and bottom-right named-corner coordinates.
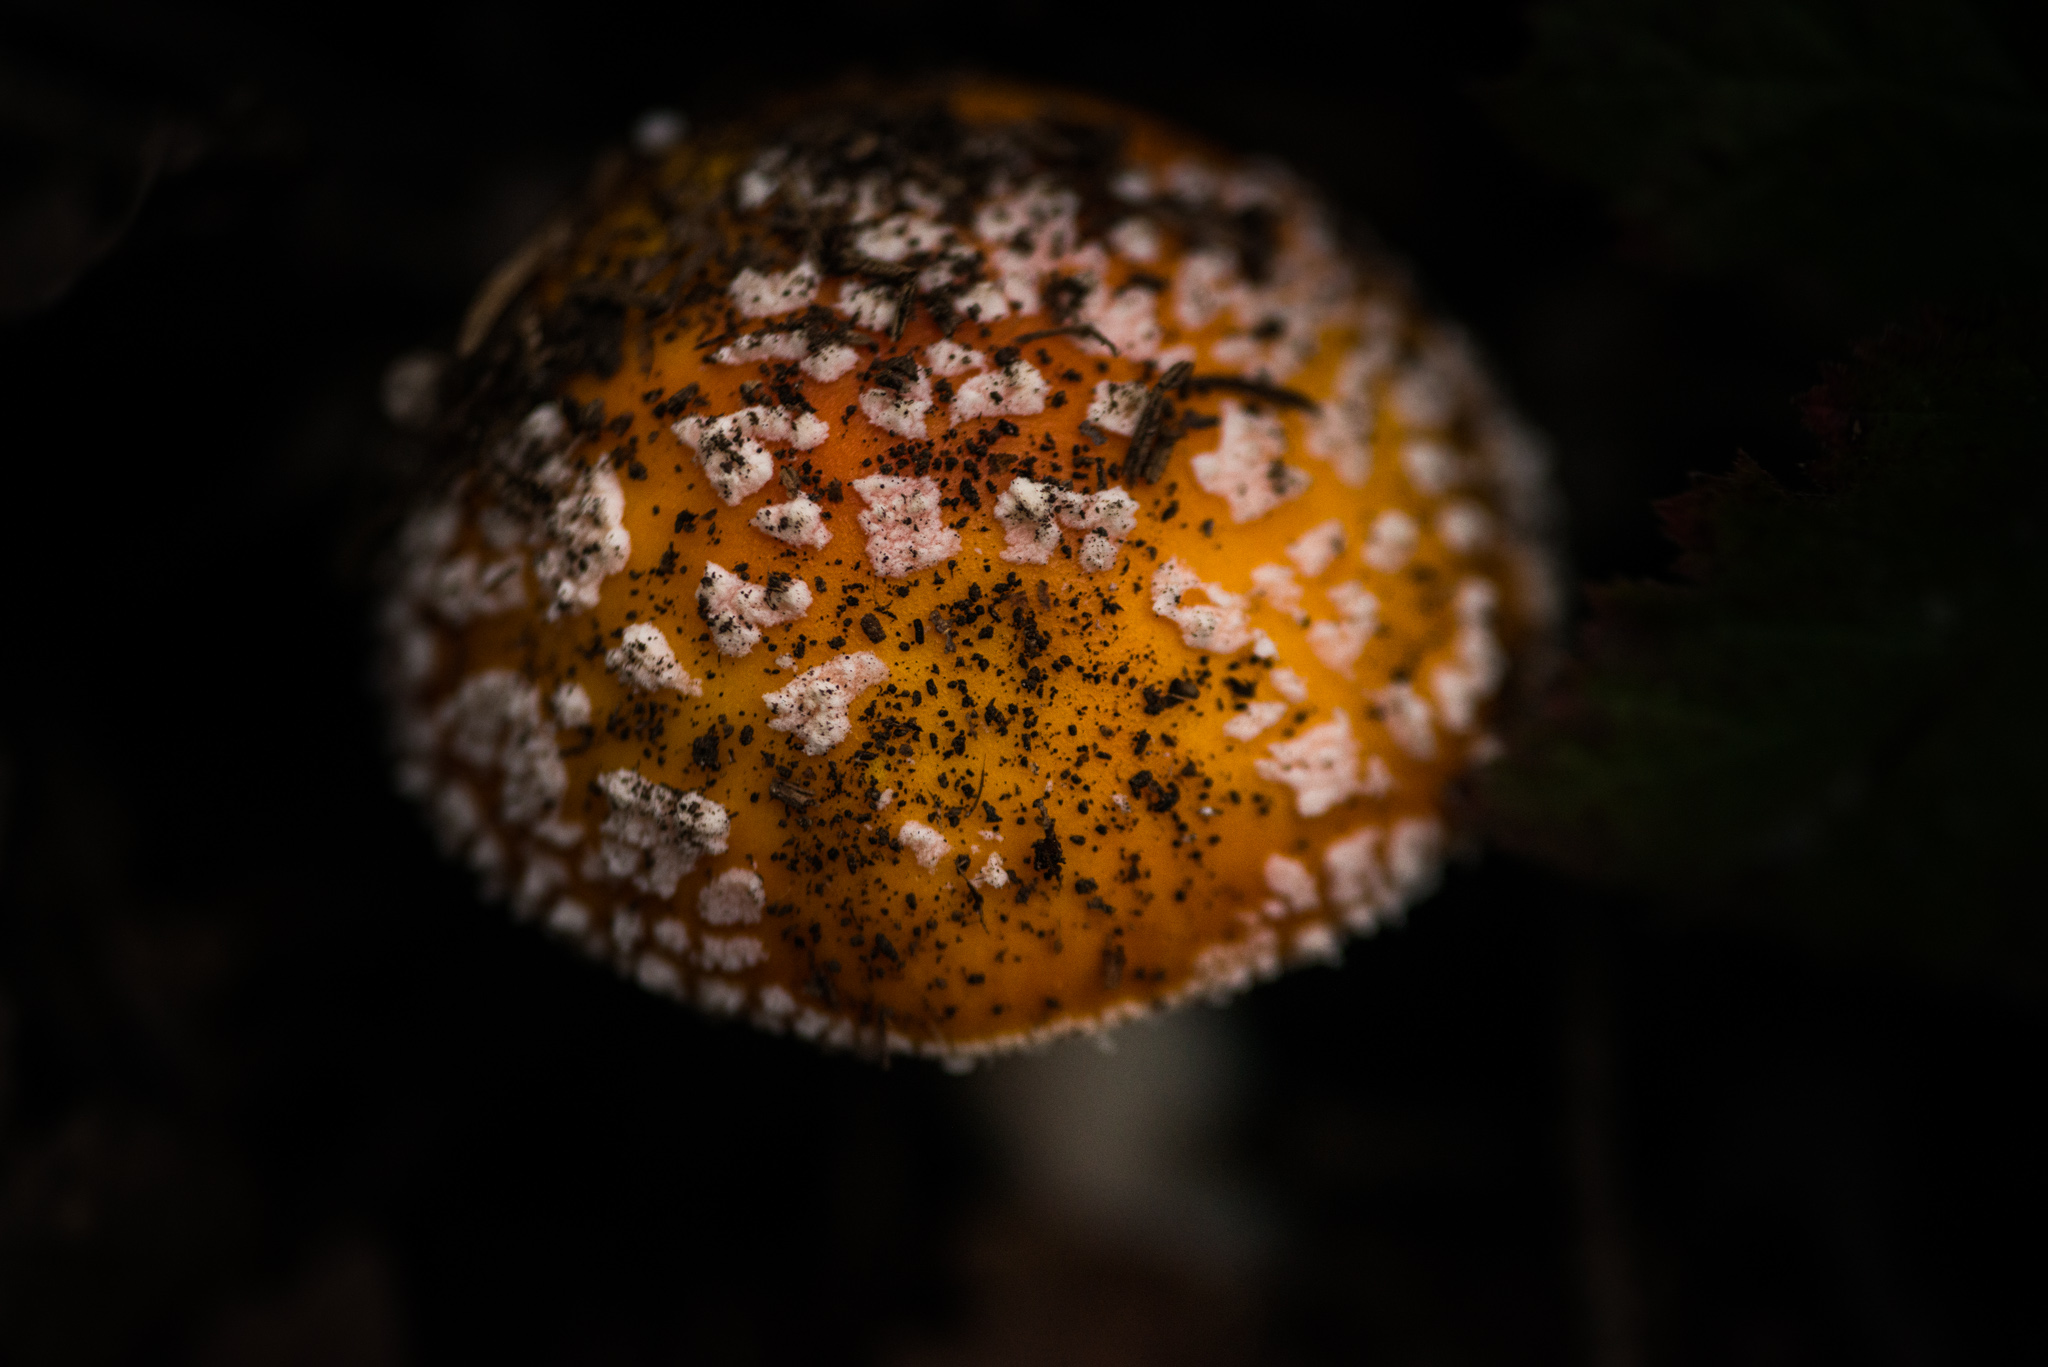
top-left (3, 2), bottom-right (2044, 1363)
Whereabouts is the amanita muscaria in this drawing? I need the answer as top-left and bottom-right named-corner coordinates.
top-left (380, 80), bottom-right (1557, 1065)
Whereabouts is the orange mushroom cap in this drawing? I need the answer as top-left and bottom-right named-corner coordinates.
top-left (379, 80), bottom-right (1559, 1065)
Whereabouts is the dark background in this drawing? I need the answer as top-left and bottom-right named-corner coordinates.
top-left (3, 2), bottom-right (2043, 1363)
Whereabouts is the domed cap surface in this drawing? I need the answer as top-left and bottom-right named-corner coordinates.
top-left (380, 80), bottom-right (1558, 1064)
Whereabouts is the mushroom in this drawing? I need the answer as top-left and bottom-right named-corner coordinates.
top-left (379, 80), bottom-right (1558, 1065)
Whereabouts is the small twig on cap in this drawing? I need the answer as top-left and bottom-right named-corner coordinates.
top-left (1127, 360), bottom-right (1194, 483)
top-left (1185, 374), bottom-right (1320, 412)
top-left (1013, 323), bottom-right (1119, 355)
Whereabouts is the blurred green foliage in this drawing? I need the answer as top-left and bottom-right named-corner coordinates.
top-left (1484, 319), bottom-right (2048, 981)
top-left (1484, 0), bottom-right (2048, 987)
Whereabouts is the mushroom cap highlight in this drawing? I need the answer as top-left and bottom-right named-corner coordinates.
top-left (380, 80), bottom-right (1559, 1065)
